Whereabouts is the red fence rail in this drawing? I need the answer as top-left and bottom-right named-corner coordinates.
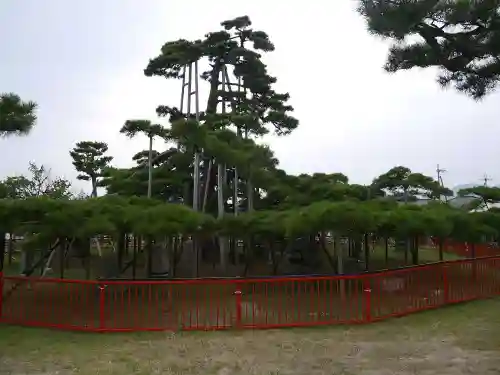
top-left (2, 257), bottom-right (500, 332)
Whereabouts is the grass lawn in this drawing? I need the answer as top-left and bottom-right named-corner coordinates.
top-left (1, 298), bottom-right (500, 375)
top-left (367, 244), bottom-right (461, 271)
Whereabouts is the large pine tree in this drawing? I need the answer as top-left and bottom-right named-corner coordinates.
top-left (70, 141), bottom-right (113, 198)
top-left (358, 0), bottom-right (500, 99)
top-left (0, 93), bottom-right (38, 136)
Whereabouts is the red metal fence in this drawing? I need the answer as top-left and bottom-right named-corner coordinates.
top-left (1, 257), bottom-right (500, 332)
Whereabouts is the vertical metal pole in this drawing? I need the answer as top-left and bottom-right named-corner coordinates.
top-left (221, 68), bottom-right (228, 186)
top-left (147, 135), bottom-right (153, 198)
top-left (232, 72), bottom-right (242, 266)
top-left (193, 61), bottom-right (200, 211)
top-left (233, 74), bottom-right (241, 216)
top-left (191, 61), bottom-right (201, 278)
top-left (180, 66), bottom-right (187, 113)
top-left (59, 239), bottom-right (65, 279)
top-left (243, 82), bottom-right (254, 213)
top-left (218, 66), bottom-right (227, 270)
top-left (247, 178), bottom-right (254, 212)
top-left (187, 64), bottom-right (193, 116)
top-left (177, 66), bottom-right (187, 151)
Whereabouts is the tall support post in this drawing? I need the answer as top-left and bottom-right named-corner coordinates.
top-left (201, 160), bottom-right (212, 212)
top-left (193, 60), bottom-right (201, 212)
top-left (193, 61), bottom-right (201, 277)
top-left (147, 135), bottom-right (153, 198)
top-left (178, 65), bottom-right (187, 153)
top-left (246, 154), bottom-right (254, 212)
top-left (233, 76), bottom-right (241, 217)
top-left (186, 64), bottom-right (193, 122)
top-left (179, 62), bottom-right (201, 277)
top-left (222, 64), bottom-right (251, 267)
top-left (232, 75), bottom-right (241, 266)
top-left (221, 64), bottom-right (250, 213)
top-left (222, 65), bottom-right (242, 265)
top-left (218, 67), bottom-right (227, 271)
top-left (179, 66), bottom-right (187, 113)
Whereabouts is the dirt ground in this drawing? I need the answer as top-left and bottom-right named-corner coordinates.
top-left (1, 298), bottom-right (500, 375)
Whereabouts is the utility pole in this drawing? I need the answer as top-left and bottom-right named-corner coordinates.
top-left (482, 173), bottom-right (492, 187)
top-left (436, 164), bottom-right (448, 202)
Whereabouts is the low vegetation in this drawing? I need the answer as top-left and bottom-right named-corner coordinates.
top-left (1, 298), bottom-right (500, 375)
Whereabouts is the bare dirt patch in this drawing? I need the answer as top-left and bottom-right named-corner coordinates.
top-left (2, 299), bottom-right (500, 375)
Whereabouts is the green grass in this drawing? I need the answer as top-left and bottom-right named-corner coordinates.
top-left (367, 244), bottom-right (461, 271)
top-left (363, 298), bottom-right (500, 349)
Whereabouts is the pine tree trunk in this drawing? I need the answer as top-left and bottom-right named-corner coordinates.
top-left (384, 237), bottom-right (389, 267)
top-left (201, 159), bottom-right (212, 212)
top-left (412, 236), bottom-right (419, 265)
top-left (247, 178), bottom-right (254, 212)
top-left (319, 232), bottom-right (336, 271)
top-left (336, 235), bottom-right (343, 274)
top-left (198, 61), bottom-right (222, 276)
top-left (335, 235), bottom-right (346, 300)
top-left (405, 238), bottom-right (409, 265)
top-left (59, 237), bottom-right (67, 279)
top-left (438, 238), bottom-right (444, 261)
top-left (91, 176), bottom-right (98, 198)
top-left (7, 233), bottom-right (13, 265)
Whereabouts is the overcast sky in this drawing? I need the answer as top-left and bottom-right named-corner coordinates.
top-left (1, 0), bottom-right (499, 194)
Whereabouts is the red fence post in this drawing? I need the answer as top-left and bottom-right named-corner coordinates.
top-left (98, 284), bottom-right (106, 331)
top-left (363, 278), bottom-right (372, 323)
top-left (442, 264), bottom-right (449, 304)
top-left (234, 286), bottom-right (242, 328)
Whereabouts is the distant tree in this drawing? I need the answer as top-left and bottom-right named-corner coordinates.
top-left (0, 93), bottom-right (38, 136)
top-left (358, 0), bottom-right (500, 99)
top-left (74, 190), bottom-right (89, 200)
top-left (0, 176), bottom-right (31, 199)
top-left (145, 15), bottom-right (299, 218)
top-left (120, 120), bottom-right (168, 198)
top-left (372, 166), bottom-right (452, 202)
top-left (0, 162), bottom-right (72, 199)
top-left (70, 141), bottom-right (113, 198)
top-left (458, 186), bottom-right (500, 210)
top-left (132, 150), bottom-right (161, 167)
